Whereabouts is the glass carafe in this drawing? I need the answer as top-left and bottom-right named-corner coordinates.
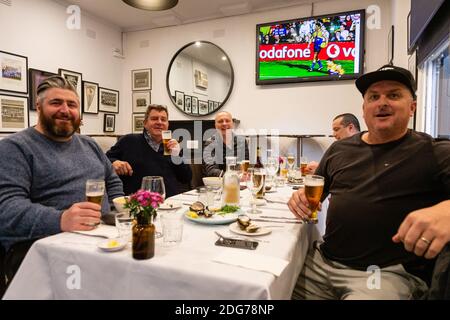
top-left (222, 156), bottom-right (240, 206)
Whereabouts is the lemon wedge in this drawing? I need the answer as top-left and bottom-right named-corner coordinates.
top-left (187, 211), bottom-right (198, 218)
top-left (107, 240), bottom-right (119, 248)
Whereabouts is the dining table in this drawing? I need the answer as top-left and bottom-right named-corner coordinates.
top-left (3, 184), bottom-right (323, 300)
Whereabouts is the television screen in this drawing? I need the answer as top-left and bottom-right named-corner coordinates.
top-left (256, 9), bottom-right (365, 85)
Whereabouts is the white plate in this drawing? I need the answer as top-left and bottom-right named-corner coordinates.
top-left (229, 222), bottom-right (272, 236)
top-left (158, 200), bottom-right (182, 210)
top-left (97, 238), bottom-right (127, 252)
top-left (264, 189), bottom-right (276, 193)
top-left (184, 210), bottom-right (240, 225)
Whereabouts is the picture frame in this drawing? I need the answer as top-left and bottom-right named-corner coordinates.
top-left (132, 91), bottom-right (151, 113)
top-left (184, 95), bottom-right (192, 113)
top-left (0, 94), bottom-right (29, 133)
top-left (103, 113), bottom-right (115, 133)
top-left (175, 90), bottom-right (184, 110)
top-left (0, 50), bottom-right (28, 94)
top-left (132, 68), bottom-right (152, 91)
top-left (192, 96), bottom-right (198, 112)
top-left (208, 100), bottom-right (214, 113)
top-left (198, 100), bottom-right (208, 115)
top-left (213, 101), bottom-right (220, 110)
top-left (99, 87), bottom-right (119, 113)
top-left (28, 68), bottom-right (57, 111)
top-left (388, 25), bottom-right (394, 65)
top-left (58, 69), bottom-right (82, 99)
top-left (82, 81), bottom-right (99, 114)
top-left (132, 113), bottom-right (146, 133)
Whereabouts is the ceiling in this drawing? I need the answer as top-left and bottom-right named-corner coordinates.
top-left (54, 0), bottom-right (327, 32)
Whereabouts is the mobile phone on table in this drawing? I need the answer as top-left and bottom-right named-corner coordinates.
top-left (215, 238), bottom-right (258, 250)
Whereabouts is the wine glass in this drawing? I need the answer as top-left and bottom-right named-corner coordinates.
top-left (265, 156), bottom-right (279, 192)
top-left (246, 168), bottom-right (264, 214)
top-left (141, 176), bottom-right (166, 238)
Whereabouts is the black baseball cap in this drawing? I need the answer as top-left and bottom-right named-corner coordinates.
top-left (355, 64), bottom-right (417, 99)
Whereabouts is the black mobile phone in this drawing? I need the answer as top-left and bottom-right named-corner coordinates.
top-left (215, 238), bottom-right (258, 250)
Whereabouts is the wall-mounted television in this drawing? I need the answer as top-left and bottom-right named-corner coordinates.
top-left (256, 9), bottom-right (365, 85)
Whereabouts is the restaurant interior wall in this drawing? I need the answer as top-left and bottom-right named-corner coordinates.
top-left (124, 0), bottom-right (396, 161)
top-left (0, 0), bottom-right (125, 135)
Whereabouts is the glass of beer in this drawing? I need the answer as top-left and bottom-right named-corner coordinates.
top-left (304, 175), bottom-right (324, 224)
top-left (300, 157), bottom-right (308, 176)
top-left (162, 130), bottom-right (172, 156)
top-left (86, 179), bottom-right (105, 205)
top-left (287, 153), bottom-right (295, 171)
top-left (247, 168), bottom-right (264, 214)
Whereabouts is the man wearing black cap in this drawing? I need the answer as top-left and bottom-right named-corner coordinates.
top-left (288, 65), bottom-right (450, 299)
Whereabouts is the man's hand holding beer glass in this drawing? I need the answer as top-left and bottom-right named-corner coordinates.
top-left (60, 202), bottom-right (102, 231)
top-left (288, 175), bottom-right (324, 223)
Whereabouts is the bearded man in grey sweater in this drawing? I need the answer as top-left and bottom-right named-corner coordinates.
top-left (0, 76), bottom-right (124, 286)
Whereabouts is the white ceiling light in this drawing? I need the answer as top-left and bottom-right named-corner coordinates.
top-left (122, 0), bottom-right (178, 11)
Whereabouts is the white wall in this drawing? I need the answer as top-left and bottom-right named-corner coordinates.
top-left (0, 0), bottom-right (124, 135)
top-left (124, 0), bottom-right (398, 160)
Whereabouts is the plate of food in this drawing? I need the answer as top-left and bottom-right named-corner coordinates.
top-left (229, 222), bottom-right (272, 236)
top-left (158, 200), bottom-right (182, 210)
top-left (184, 202), bottom-right (241, 225)
top-left (97, 238), bottom-right (127, 252)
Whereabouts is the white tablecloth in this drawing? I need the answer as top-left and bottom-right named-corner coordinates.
top-left (4, 186), bottom-right (321, 300)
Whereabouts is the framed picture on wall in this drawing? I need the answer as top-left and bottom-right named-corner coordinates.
top-left (99, 87), bottom-right (119, 113)
top-left (82, 81), bottom-right (99, 114)
top-left (58, 69), bottom-right (83, 99)
top-left (191, 97), bottom-right (198, 114)
top-left (184, 95), bottom-right (192, 113)
top-left (103, 113), bottom-right (115, 132)
top-left (0, 94), bottom-right (29, 133)
top-left (208, 100), bottom-right (214, 113)
top-left (29, 68), bottom-right (57, 111)
top-left (175, 90), bottom-right (184, 110)
top-left (132, 113), bottom-right (145, 133)
top-left (132, 68), bottom-right (152, 91)
top-left (198, 100), bottom-right (208, 115)
top-left (0, 51), bottom-right (28, 94)
top-left (132, 91), bottom-right (151, 113)
top-left (213, 101), bottom-right (220, 110)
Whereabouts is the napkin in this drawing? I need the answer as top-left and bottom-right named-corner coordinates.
top-left (264, 194), bottom-right (290, 204)
top-left (212, 251), bottom-right (289, 277)
top-left (71, 224), bottom-right (119, 239)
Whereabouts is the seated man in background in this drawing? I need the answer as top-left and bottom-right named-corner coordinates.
top-left (289, 65), bottom-right (450, 299)
top-left (203, 111), bottom-right (249, 177)
top-left (106, 104), bottom-right (192, 197)
top-left (306, 112), bottom-right (360, 173)
top-left (0, 76), bottom-right (124, 287)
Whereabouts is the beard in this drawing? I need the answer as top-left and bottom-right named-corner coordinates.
top-left (39, 111), bottom-right (81, 138)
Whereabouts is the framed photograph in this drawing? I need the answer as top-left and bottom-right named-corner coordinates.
top-left (132, 113), bottom-right (146, 133)
top-left (214, 101), bottom-right (220, 110)
top-left (191, 97), bottom-right (198, 114)
top-left (0, 94), bottom-right (29, 133)
top-left (99, 87), bottom-right (119, 113)
top-left (28, 68), bottom-right (57, 111)
top-left (103, 113), bottom-right (115, 133)
top-left (175, 90), bottom-right (184, 110)
top-left (58, 69), bottom-right (82, 99)
top-left (388, 25), bottom-right (394, 65)
top-left (198, 100), bottom-right (208, 115)
top-left (208, 100), bottom-right (214, 113)
top-left (82, 81), bottom-right (99, 114)
top-left (132, 91), bottom-right (151, 113)
top-left (0, 51), bottom-right (28, 94)
top-left (184, 95), bottom-right (192, 113)
top-left (132, 68), bottom-right (152, 91)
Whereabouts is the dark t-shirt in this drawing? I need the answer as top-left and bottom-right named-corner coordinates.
top-left (317, 130), bottom-right (450, 270)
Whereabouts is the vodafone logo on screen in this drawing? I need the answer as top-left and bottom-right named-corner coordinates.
top-left (259, 42), bottom-right (356, 62)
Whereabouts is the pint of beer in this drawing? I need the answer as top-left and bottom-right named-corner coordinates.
top-left (86, 179), bottom-right (105, 205)
top-left (256, 172), bottom-right (266, 199)
top-left (240, 160), bottom-right (250, 173)
top-left (162, 130), bottom-right (172, 156)
top-left (300, 157), bottom-right (308, 176)
top-left (304, 175), bottom-right (324, 224)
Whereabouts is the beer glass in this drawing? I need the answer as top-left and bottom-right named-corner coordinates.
top-left (300, 157), bottom-right (308, 176)
top-left (304, 175), bottom-right (324, 224)
top-left (287, 153), bottom-right (295, 170)
top-left (86, 179), bottom-right (105, 205)
top-left (162, 130), bottom-right (172, 156)
top-left (141, 176), bottom-right (166, 238)
top-left (247, 168), bottom-right (264, 214)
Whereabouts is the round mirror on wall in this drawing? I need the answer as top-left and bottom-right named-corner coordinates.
top-left (166, 41), bottom-right (234, 116)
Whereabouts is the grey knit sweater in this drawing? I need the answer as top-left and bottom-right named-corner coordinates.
top-left (0, 127), bottom-right (124, 250)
